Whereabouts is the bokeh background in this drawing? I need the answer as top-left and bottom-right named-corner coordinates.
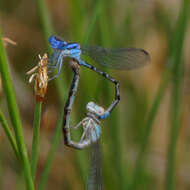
top-left (0, 0), bottom-right (190, 189)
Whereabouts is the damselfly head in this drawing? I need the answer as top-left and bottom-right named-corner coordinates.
top-left (48, 35), bottom-right (67, 49)
top-left (86, 102), bottom-right (105, 115)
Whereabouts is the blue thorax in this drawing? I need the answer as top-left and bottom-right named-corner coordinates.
top-left (91, 125), bottom-right (101, 142)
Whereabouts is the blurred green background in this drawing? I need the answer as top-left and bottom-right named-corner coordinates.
top-left (0, 0), bottom-right (190, 189)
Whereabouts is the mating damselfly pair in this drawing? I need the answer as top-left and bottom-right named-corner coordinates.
top-left (48, 35), bottom-right (150, 149)
top-left (48, 35), bottom-right (150, 189)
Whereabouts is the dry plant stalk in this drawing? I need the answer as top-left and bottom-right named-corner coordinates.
top-left (2, 37), bottom-right (17, 46)
top-left (26, 53), bottom-right (48, 101)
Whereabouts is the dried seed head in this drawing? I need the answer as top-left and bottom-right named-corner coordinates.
top-left (26, 53), bottom-right (48, 102)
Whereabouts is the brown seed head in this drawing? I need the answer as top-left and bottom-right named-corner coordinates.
top-left (26, 53), bottom-right (48, 102)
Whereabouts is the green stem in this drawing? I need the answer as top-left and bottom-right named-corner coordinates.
top-left (35, 0), bottom-right (53, 52)
top-left (69, 0), bottom-right (84, 40)
top-left (31, 102), bottom-right (42, 179)
top-left (82, 0), bottom-right (102, 45)
top-left (0, 109), bottom-right (19, 159)
top-left (38, 110), bottom-right (64, 190)
top-left (0, 30), bottom-right (34, 190)
top-left (165, 1), bottom-right (189, 189)
top-left (130, 70), bottom-right (171, 190)
top-left (35, 1), bottom-right (70, 189)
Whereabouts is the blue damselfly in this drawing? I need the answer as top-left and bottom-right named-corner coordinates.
top-left (48, 35), bottom-right (150, 118)
top-left (48, 35), bottom-right (150, 149)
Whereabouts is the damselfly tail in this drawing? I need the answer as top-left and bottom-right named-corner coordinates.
top-left (87, 142), bottom-right (103, 190)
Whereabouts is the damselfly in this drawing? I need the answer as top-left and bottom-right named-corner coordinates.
top-left (62, 61), bottom-right (106, 149)
top-left (48, 36), bottom-right (150, 189)
top-left (71, 102), bottom-right (104, 148)
top-left (75, 102), bottom-right (104, 190)
top-left (48, 35), bottom-right (150, 121)
top-left (72, 102), bottom-right (105, 189)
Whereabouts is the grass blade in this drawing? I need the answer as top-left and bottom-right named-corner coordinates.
top-left (0, 30), bottom-right (34, 190)
top-left (82, 0), bottom-right (102, 45)
top-left (38, 110), bottom-right (64, 190)
top-left (35, 0), bottom-right (53, 52)
top-left (129, 70), bottom-right (171, 190)
top-left (165, 1), bottom-right (189, 189)
top-left (31, 102), bottom-right (42, 179)
top-left (0, 109), bottom-right (19, 159)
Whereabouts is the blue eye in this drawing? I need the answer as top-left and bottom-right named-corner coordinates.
top-left (48, 35), bottom-right (67, 49)
top-left (48, 36), bottom-right (59, 48)
top-left (48, 35), bottom-right (56, 44)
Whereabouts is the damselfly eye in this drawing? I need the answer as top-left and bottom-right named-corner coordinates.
top-left (48, 36), bottom-right (59, 48)
top-left (48, 35), bottom-right (67, 49)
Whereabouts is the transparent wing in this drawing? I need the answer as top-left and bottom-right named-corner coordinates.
top-left (87, 141), bottom-right (103, 190)
top-left (81, 45), bottom-right (150, 70)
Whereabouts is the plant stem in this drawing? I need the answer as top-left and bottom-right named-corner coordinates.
top-left (0, 30), bottom-right (34, 190)
top-left (165, 1), bottom-right (189, 189)
top-left (130, 70), bottom-right (171, 190)
top-left (31, 102), bottom-right (42, 179)
top-left (0, 109), bottom-right (19, 159)
top-left (82, 0), bottom-right (102, 45)
top-left (38, 110), bottom-right (64, 190)
top-left (35, 1), bottom-right (72, 189)
top-left (35, 0), bottom-right (53, 53)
